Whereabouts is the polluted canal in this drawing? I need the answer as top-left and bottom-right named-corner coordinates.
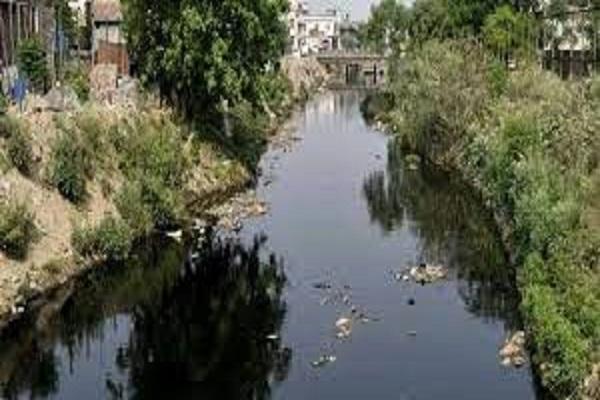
top-left (0, 92), bottom-right (541, 399)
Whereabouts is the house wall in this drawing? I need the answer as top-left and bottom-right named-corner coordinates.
top-left (93, 23), bottom-right (123, 48)
top-left (0, 1), bottom-right (55, 83)
top-left (95, 39), bottom-right (127, 74)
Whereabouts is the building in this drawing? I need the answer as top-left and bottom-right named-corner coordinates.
top-left (287, 1), bottom-right (343, 56)
top-left (300, 10), bottom-right (342, 55)
top-left (286, 0), bottom-right (305, 55)
top-left (538, 1), bottom-right (598, 77)
top-left (68, 0), bottom-right (91, 27)
top-left (92, 0), bottom-right (127, 74)
top-left (0, 0), bottom-right (55, 69)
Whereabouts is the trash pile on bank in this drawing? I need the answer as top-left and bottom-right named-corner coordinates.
top-left (207, 190), bottom-right (268, 232)
top-left (499, 331), bottom-right (527, 368)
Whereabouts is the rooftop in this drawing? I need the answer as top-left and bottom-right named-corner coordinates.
top-left (93, 0), bottom-right (122, 22)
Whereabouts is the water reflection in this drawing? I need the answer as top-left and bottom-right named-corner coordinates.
top-left (0, 231), bottom-right (288, 400)
top-left (362, 140), bottom-right (521, 328)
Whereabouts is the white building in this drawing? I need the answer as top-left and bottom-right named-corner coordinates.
top-left (68, 0), bottom-right (91, 26)
top-left (287, 1), bottom-right (342, 56)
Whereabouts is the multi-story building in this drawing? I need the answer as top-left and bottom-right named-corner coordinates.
top-left (287, 1), bottom-right (342, 56)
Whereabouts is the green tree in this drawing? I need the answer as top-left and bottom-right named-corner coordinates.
top-left (483, 5), bottom-right (536, 63)
top-left (17, 37), bottom-right (49, 93)
top-left (362, 0), bottom-right (409, 53)
top-left (123, 0), bottom-right (288, 125)
top-left (407, 0), bottom-right (512, 43)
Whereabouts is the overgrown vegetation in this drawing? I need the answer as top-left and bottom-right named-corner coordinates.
top-left (7, 123), bottom-right (34, 176)
top-left (117, 113), bottom-right (189, 231)
top-left (122, 0), bottom-right (290, 166)
top-left (0, 114), bottom-right (20, 139)
top-left (0, 201), bottom-right (36, 260)
top-left (377, 38), bottom-right (600, 397)
top-left (49, 129), bottom-right (88, 203)
top-left (364, 0), bottom-right (600, 395)
top-left (61, 108), bottom-right (192, 261)
top-left (17, 37), bottom-right (50, 93)
top-left (64, 63), bottom-right (90, 102)
top-left (72, 216), bottom-right (133, 262)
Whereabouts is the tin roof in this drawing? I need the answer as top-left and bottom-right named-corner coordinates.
top-left (93, 0), bottom-right (122, 22)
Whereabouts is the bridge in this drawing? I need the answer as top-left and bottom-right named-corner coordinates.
top-left (316, 52), bottom-right (388, 89)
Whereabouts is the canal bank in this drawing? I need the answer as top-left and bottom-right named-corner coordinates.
top-left (0, 91), bottom-right (540, 399)
top-left (368, 42), bottom-right (600, 399)
top-left (0, 57), bottom-right (327, 332)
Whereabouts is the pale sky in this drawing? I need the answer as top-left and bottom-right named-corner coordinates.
top-left (305, 0), bottom-right (414, 21)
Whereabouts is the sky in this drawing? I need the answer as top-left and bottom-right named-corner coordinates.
top-left (305, 0), bottom-right (413, 21)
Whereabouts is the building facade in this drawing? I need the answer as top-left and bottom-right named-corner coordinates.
top-left (287, 1), bottom-right (342, 56)
top-left (0, 0), bottom-right (54, 69)
top-left (68, 0), bottom-right (91, 27)
top-left (92, 0), bottom-right (127, 74)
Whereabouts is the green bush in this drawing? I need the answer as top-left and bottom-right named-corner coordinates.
top-left (0, 114), bottom-right (21, 139)
top-left (384, 40), bottom-right (600, 397)
top-left (228, 100), bottom-right (270, 168)
top-left (64, 63), bottom-right (90, 102)
top-left (72, 216), bottom-right (133, 262)
top-left (17, 37), bottom-right (49, 93)
top-left (7, 126), bottom-right (34, 176)
top-left (487, 60), bottom-right (508, 97)
top-left (115, 181), bottom-right (154, 237)
top-left (522, 285), bottom-right (589, 397)
top-left (0, 91), bottom-right (7, 114)
top-left (49, 131), bottom-right (87, 203)
top-left (0, 201), bottom-right (36, 259)
top-left (119, 114), bottom-right (187, 229)
top-left (257, 71), bottom-right (293, 118)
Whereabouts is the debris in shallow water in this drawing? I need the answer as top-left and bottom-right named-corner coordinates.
top-left (407, 331), bottom-right (417, 337)
top-left (342, 295), bottom-right (351, 305)
top-left (392, 271), bottom-right (411, 282)
top-left (335, 317), bottom-right (352, 339)
top-left (311, 354), bottom-right (337, 368)
top-left (499, 331), bottom-right (527, 368)
top-left (313, 281), bottom-right (332, 290)
top-left (408, 263), bottom-right (447, 284)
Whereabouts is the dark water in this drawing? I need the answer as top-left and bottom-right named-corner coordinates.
top-left (0, 92), bottom-right (539, 399)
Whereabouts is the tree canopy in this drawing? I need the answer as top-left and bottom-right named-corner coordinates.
top-left (361, 0), bottom-right (409, 53)
top-left (122, 0), bottom-right (288, 124)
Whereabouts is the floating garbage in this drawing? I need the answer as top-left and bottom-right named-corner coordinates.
top-left (408, 263), bottom-right (448, 284)
top-left (499, 331), bottom-right (527, 368)
top-left (313, 281), bottom-right (332, 290)
top-left (266, 334), bottom-right (280, 341)
top-left (392, 271), bottom-right (410, 282)
top-left (335, 317), bottom-right (352, 339)
top-left (311, 354), bottom-right (337, 368)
